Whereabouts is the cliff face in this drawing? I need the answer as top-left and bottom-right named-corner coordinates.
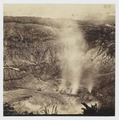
top-left (4, 20), bottom-right (61, 81)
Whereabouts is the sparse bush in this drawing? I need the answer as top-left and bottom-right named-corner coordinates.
top-left (81, 102), bottom-right (115, 116)
top-left (81, 102), bottom-right (98, 116)
top-left (4, 103), bottom-right (18, 116)
top-left (4, 103), bottom-right (36, 116)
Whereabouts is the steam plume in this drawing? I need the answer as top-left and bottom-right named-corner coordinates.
top-left (58, 20), bottom-right (88, 94)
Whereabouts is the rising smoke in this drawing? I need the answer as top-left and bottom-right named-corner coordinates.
top-left (57, 20), bottom-right (89, 94)
top-left (56, 19), bottom-right (102, 94)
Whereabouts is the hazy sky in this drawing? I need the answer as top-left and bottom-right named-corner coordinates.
top-left (4, 4), bottom-right (115, 20)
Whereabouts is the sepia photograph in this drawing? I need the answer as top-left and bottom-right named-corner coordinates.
top-left (3, 4), bottom-right (115, 116)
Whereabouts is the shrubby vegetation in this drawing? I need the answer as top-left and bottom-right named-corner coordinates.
top-left (4, 103), bottom-right (36, 116)
top-left (4, 102), bottom-right (114, 116)
top-left (81, 102), bottom-right (114, 116)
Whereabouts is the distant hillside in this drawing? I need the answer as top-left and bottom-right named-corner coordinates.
top-left (4, 16), bottom-right (115, 26)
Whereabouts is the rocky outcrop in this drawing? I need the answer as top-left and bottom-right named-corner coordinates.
top-left (4, 19), bottom-right (61, 81)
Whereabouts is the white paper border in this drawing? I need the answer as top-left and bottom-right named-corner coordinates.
top-left (0, 0), bottom-right (119, 120)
